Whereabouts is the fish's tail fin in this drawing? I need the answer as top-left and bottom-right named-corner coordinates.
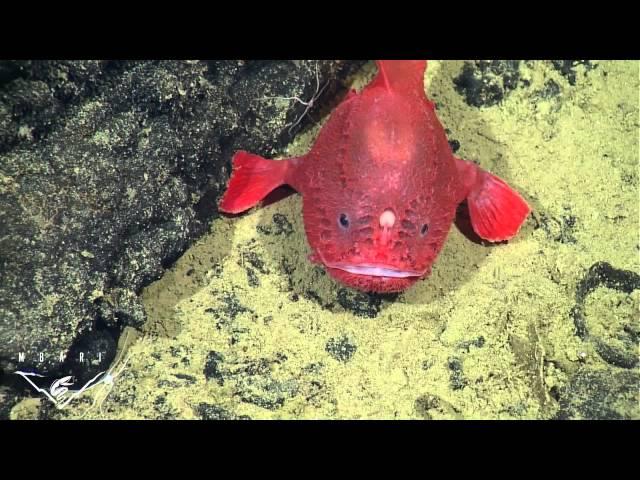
top-left (371, 60), bottom-right (427, 95)
top-left (218, 151), bottom-right (296, 214)
top-left (456, 157), bottom-right (531, 242)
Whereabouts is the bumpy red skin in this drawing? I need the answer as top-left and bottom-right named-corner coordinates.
top-left (285, 65), bottom-right (466, 293)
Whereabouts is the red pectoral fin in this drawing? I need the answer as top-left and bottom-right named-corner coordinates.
top-left (455, 157), bottom-right (531, 242)
top-left (218, 151), bottom-right (297, 214)
top-left (370, 60), bottom-right (427, 95)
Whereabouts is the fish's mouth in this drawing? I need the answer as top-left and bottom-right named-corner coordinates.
top-left (326, 263), bottom-right (425, 278)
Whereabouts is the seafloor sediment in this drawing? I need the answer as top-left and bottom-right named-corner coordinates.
top-left (12, 60), bottom-right (639, 420)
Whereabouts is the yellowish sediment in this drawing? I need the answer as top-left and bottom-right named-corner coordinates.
top-left (46, 60), bottom-right (638, 420)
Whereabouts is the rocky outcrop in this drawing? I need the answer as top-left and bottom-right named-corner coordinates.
top-left (0, 60), bottom-right (364, 384)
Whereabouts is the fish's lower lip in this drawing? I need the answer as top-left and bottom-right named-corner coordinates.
top-left (327, 264), bottom-right (424, 278)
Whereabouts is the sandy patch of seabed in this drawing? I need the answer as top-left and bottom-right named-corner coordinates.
top-left (37, 60), bottom-right (638, 420)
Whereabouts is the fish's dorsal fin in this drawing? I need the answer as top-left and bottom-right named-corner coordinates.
top-left (371, 60), bottom-right (427, 95)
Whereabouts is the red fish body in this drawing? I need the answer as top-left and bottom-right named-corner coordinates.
top-left (219, 60), bottom-right (531, 293)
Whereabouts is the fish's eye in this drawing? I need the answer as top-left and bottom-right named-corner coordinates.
top-left (420, 224), bottom-right (429, 236)
top-left (339, 213), bottom-right (350, 229)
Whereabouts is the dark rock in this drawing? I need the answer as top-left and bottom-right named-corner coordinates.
top-left (571, 262), bottom-right (640, 340)
top-left (530, 208), bottom-right (578, 244)
top-left (454, 61), bottom-right (521, 108)
top-left (336, 288), bottom-right (397, 318)
top-left (538, 79), bottom-right (561, 99)
top-left (448, 138), bottom-right (461, 153)
top-left (239, 393), bottom-right (285, 410)
top-left (0, 60), bottom-right (364, 381)
top-left (448, 357), bottom-right (467, 390)
top-left (63, 328), bottom-right (117, 384)
top-left (238, 247), bottom-right (269, 288)
top-left (593, 339), bottom-right (638, 370)
top-left (152, 393), bottom-right (179, 419)
top-left (575, 262), bottom-right (640, 303)
top-left (325, 335), bottom-right (357, 362)
top-left (245, 269), bottom-right (261, 287)
top-left (550, 60), bottom-right (596, 86)
top-left (243, 251), bottom-right (268, 274)
top-left (305, 289), bottom-right (327, 307)
top-left (257, 213), bottom-right (294, 236)
top-left (237, 375), bottom-right (298, 411)
top-left (556, 367), bottom-right (639, 419)
top-left (95, 288), bottom-right (147, 330)
top-left (227, 354), bottom-right (296, 411)
top-left (173, 373), bottom-right (196, 384)
top-left (206, 292), bottom-right (252, 328)
top-left (204, 351), bottom-right (225, 386)
top-left (196, 403), bottom-right (250, 420)
top-left (272, 213), bottom-right (294, 236)
top-left (458, 336), bottom-right (485, 353)
top-left (414, 393), bottom-right (459, 419)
